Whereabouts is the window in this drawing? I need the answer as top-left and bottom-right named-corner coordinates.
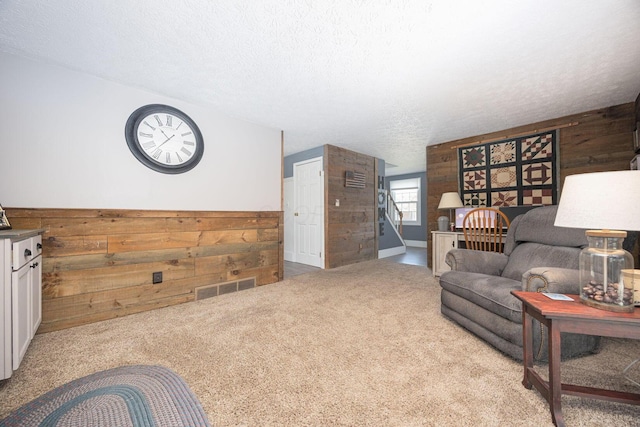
top-left (389, 178), bottom-right (421, 226)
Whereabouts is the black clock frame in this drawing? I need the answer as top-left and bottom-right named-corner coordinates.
top-left (125, 104), bottom-right (204, 174)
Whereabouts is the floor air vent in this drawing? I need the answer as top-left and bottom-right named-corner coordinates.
top-left (195, 277), bottom-right (256, 301)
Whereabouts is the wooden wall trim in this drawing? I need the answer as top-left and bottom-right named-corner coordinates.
top-left (323, 144), bottom-right (329, 269)
top-left (280, 130), bottom-right (285, 277)
top-left (6, 208), bottom-right (280, 218)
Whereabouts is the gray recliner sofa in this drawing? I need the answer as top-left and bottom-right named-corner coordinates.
top-left (439, 205), bottom-right (600, 361)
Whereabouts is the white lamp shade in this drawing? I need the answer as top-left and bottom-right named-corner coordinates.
top-left (438, 192), bottom-right (463, 210)
top-left (554, 171), bottom-right (640, 231)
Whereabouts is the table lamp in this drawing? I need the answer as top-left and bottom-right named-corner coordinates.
top-left (554, 170), bottom-right (640, 312)
top-left (437, 192), bottom-right (463, 232)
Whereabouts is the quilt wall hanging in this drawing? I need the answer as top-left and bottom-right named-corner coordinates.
top-left (457, 130), bottom-right (559, 207)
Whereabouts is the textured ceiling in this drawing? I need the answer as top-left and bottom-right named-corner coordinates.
top-left (1, 0), bottom-right (639, 175)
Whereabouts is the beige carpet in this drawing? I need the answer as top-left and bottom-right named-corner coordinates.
top-left (1, 260), bottom-right (639, 426)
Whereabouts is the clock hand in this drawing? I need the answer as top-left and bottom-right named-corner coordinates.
top-left (155, 134), bottom-right (175, 149)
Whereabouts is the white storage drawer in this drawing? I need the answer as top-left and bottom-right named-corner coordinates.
top-left (12, 237), bottom-right (35, 270)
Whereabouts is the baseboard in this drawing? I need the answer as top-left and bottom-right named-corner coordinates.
top-left (405, 240), bottom-right (427, 248)
top-left (378, 246), bottom-right (406, 258)
top-left (284, 250), bottom-right (295, 262)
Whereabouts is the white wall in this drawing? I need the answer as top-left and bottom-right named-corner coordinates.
top-left (0, 52), bottom-right (281, 211)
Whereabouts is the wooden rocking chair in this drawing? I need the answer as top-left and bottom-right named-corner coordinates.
top-left (462, 207), bottom-right (511, 252)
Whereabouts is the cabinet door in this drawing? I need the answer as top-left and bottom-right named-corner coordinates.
top-left (433, 233), bottom-right (458, 277)
top-left (30, 256), bottom-right (42, 337)
top-left (1, 239), bottom-right (11, 380)
top-left (12, 265), bottom-right (31, 370)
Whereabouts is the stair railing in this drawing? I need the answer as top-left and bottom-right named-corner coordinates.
top-left (387, 193), bottom-right (403, 237)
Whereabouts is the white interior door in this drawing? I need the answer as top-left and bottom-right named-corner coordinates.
top-left (283, 178), bottom-right (295, 262)
top-left (293, 157), bottom-right (324, 268)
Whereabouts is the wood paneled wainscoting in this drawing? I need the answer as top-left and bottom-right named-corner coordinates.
top-left (5, 208), bottom-right (283, 333)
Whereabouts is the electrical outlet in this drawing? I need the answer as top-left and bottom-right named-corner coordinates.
top-left (152, 271), bottom-right (163, 284)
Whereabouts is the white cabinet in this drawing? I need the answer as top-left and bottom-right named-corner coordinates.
top-left (431, 231), bottom-right (462, 277)
top-left (31, 257), bottom-right (42, 339)
top-left (12, 260), bottom-right (31, 368)
top-left (1, 229), bottom-right (43, 380)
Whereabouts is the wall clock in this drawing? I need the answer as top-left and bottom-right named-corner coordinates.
top-left (125, 104), bottom-right (204, 174)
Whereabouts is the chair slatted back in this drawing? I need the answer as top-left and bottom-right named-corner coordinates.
top-left (462, 208), bottom-right (511, 253)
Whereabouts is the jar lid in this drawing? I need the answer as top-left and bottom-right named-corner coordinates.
top-left (585, 229), bottom-right (627, 238)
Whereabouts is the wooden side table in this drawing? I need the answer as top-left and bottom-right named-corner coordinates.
top-left (511, 291), bottom-right (640, 427)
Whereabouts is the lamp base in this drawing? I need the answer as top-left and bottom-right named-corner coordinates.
top-left (578, 229), bottom-right (634, 313)
top-left (579, 296), bottom-right (635, 313)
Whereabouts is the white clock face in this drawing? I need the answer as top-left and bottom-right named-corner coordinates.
top-left (125, 104), bottom-right (204, 174)
top-left (135, 112), bottom-right (198, 166)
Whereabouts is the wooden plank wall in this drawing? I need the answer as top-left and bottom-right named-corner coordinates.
top-left (325, 145), bottom-right (377, 268)
top-left (6, 208), bottom-right (283, 332)
top-left (426, 102), bottom-right (638, 268)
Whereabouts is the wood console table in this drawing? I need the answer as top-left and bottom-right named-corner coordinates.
top-left (511, 291), bottom-right (640, 426)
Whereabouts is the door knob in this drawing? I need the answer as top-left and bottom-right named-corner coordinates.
top-left (24, 248), bottom-right (32, 257)
top-left (294, 212), bottom-right (299, 216)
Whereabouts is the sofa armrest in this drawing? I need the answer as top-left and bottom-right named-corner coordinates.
top-left (445, 249), bottom-right (509, 276)
top-left (521, 267), bottom-right (581, 294)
